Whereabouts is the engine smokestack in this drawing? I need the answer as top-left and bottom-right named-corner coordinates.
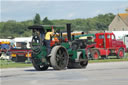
top-left (66, 24), bottom-right (71, 41)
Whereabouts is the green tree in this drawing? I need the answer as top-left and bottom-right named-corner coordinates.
top-left (0, 13), bottom-right (115, 38)
top-left (42, 17), bottom-right (53, 25)
top-left (33, 13), bottom-right (41, 25)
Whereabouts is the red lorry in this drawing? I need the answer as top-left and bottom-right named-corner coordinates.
top-left (87, 32), bottom-right (127, 59)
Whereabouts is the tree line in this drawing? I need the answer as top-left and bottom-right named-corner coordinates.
top-left (0, 13), bottom-right (115, 38)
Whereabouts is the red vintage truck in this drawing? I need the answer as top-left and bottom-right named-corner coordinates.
top-left (87, 32), bottom-right (127, 59)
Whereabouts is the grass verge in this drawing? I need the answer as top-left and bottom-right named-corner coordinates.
top-left (89, 53), bottom-right (128, 63)
top-left (0, 53), bottom-right (128, 69)
top-left (89, 58), bottom-right (128, 63)
top-left (0, 60), bottom-right (32, 69)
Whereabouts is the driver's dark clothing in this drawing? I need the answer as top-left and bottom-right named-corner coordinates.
top-left (44, 40), bottom-right (51, 55)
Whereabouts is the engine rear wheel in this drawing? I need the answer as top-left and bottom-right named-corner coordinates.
top-left (50, 46), bottom-right (69, 70)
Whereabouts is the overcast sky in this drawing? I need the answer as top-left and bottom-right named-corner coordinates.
top-left (0, 0), bottom-right (128, 22)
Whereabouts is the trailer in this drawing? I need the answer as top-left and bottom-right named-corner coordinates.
top-left (9, 37), bottom-right (32, 62)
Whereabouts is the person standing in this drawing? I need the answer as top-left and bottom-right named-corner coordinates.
top-left (45, 27), bottom-right (54, 56)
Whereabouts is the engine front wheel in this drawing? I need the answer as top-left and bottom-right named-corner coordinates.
top-left (68, 52), bottom-right (88, 69)
top-left (78, 53), bottom-right (88, 68)
top-left (32, 59), bottom-right (49, 71)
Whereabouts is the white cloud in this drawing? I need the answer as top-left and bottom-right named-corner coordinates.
top-left (1, 1), bottom-right (50, 13)
top-left (119, 3), bottom-right (128, 9)
top-left (108, 3), bottom-right (128, 14)
top-left (67, 13), bottom-right (75, 18)
top-left (1, 0), bottom-right (47, 1)
top-left (95, 9), bottom-right (103, 15)
top-left (1, 1), bottom-right (128, 21)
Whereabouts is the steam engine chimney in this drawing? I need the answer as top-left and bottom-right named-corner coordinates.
top-left (66, 24), bottom-right (71, 41)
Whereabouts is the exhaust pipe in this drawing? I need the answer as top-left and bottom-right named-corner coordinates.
top-left (66, 24), bottom-right (71, 41)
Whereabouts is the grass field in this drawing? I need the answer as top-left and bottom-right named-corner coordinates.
top-left (126, 53), bottom-right (128, 57)
top-left (89, 53), bottom-right (128, 63)
top-left (0, 53), bottom-right (128, 69)
top-left (0, 60), bottom-right (32, 68)
top-left (89, 58), bottom-right (128, 63)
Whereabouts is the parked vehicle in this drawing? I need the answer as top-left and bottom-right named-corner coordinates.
top-left (88, 32), bottom-right (127, 59)
top-left (10, 42), bottom-right (32, 62)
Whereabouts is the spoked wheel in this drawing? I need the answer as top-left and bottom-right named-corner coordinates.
top-left (91, 50), bottom-right (99, 60)
top-left (32, 59), bottom-right (49, 71)
top-left (50, 46), bottom-right (69, 70)
top-left (117, 48), bottom-right (124, 59)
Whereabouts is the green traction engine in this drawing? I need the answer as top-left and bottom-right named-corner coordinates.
top-left (28, 24), bottom-right (88, 71)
